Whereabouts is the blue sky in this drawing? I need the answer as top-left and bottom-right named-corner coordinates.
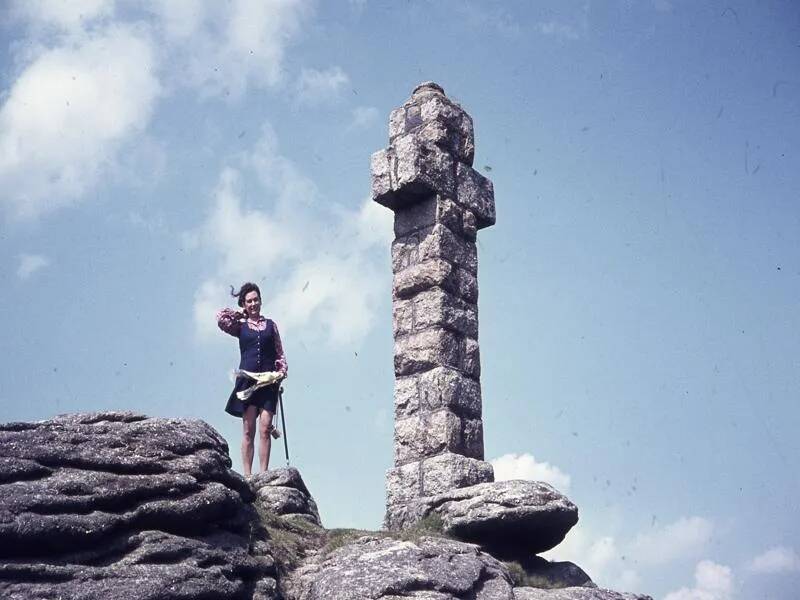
top-left (1, 1), bottom-right (798, 598)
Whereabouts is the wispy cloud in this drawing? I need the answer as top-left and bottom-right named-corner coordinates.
top-left (150, 0), bottom-right (313, 98)
top-left (490, 452), bottom-right (572, 493)
top-left (629, 516), bottom-right (714, 566)
top-left (189, 123), bottom-right (392, 346)
top-left (349, 106), bottom-right (380, 130)
top-left (534, 2), bottom-right (590, 41)
top-left (295, 66), bottom-right (350, 107)
top-left (664, 560), bottom-right (734, 600)
top-left (747, 546), bottom-right (800, 574)
top-left (0, 25), bottom-right (160, 220)
top-left (543, 524), bottom-right (641, 592)
top-left (17, 253), bottom-right (50, 279)
top-left (1, 0), bottom-right (314, 220)
top-left (544, 513), bottom-right (714, 593)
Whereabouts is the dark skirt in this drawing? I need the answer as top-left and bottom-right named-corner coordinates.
top-left (225, 377), bottom-right (279, 418)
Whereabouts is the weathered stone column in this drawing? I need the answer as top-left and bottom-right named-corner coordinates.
top-left (372, 82), bottom-right (497, 529)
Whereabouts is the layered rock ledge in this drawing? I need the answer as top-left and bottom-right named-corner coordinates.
top-left (0, 412), bottom-right (276, 600)
top-left (0, 411), bottom-right (651, 600)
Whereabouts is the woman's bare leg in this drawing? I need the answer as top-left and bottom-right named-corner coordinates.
top-left (242, 405), bottom-right (258, 476)
top-left (258, 409), bottom-right (275, 472)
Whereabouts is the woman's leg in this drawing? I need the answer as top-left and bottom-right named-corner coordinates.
top-left (257, 409), bottom-right (275, 473)
top-left (242, 405), bottom-right (259, 476)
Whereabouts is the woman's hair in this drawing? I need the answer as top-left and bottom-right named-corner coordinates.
top-left (230, 282), bottom-right (261, 308)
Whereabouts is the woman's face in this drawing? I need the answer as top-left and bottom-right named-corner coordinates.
top-left (243, 290), bottom-right (261, 317)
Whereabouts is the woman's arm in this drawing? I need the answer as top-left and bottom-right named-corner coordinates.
top-left (273, 322), bottom-right (288, 378)
top-left (217, 308), bottom-right (243, 337)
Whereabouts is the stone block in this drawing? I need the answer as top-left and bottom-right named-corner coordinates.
top-left (394, 411), bottom-right (456, 464)
top-left (417, 224), bottom-right (477, 274)
top-left (435, 196), bottom-right (463, 233)
top-left (463, 337), bottom-right (480, 379)
top-left (419, 454), bottom-right (494, 496)
top-left (456, 162), bottom-right (496, 229)
top-left (391, 231), bottom-right (423, 272)
top-left (418, 94), bottom-right (475, 166)
top-left (462, 418), bottom-right (485, 459)
top-left (384, 501), bottom-right (415, 531)
top-left (393, 195), bottom-right (464, 240)
top-left (394, 195), bottom-right (437, 238)
top-left (394, 328), bottom-right (460, 376)
top-left (373, 133), bottom-right (456, 210)
top-left (394, 367), bottom-right (482, 420)
top-left (394, 133), bottom-right (456, 196)
top-left (388, 107), bottom-right (407, 139)
top-left (386, 462), bottom-right (421, 505)
top-left (393, 258), bottom-right (456, 299)
top-left (392, 299), bottom-right (413, 338)
top-left (392, 224), bottom-right (476, 275)
top-left (418, 366), bottom-right (482, 418)
top-left (462, 210), bottom-right (477, 241)
top-left (370, 148), bottom-right (392, 200)
top-left (388, 84), bottom-right (475, 167)
top-left (394, 375), bottom-right (419, 416)
top-left (456, 268), bottom-right (478, 304)
top-left (413, 287), bottom-right (478, 337)
top-left (394, 411), bottom-right (484, 465)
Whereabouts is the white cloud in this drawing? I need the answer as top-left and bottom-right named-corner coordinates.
top-left (543, 525), bottom-right (640, 593)
top-left (295, 66), bottom-right (350, 107)
top-left (544, 514), bottom-right (714, 594)
top-left (16, 253), bottom-right (50, 279)
top-left (1, 0), bottom-right (313, 220)
top-left (149, 0), bottom-right (312, 98)
top-left (0, 26), bottom-right (160, 219)
top-left (630, 516), bottom-right (714, 566)
top-left (664, 560), bottom-right (734, 600)
top-left (10, 0), bottom-right (114, 32)
top-left (350, 106), bottom-right (380, 129)
top-left (490, 453), bottom-right (571, 493)
top-left (748, 546), bottom-right (800, 574)
top-left (190, 123), bottom-right (393, 346)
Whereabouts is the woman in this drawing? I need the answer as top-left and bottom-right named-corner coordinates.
top-left (217, 282), bottom-right (287, 475)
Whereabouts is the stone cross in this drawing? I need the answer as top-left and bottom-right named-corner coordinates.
top-left (371, 82), bottom-right (497, 529)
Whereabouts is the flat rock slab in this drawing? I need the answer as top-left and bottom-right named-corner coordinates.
top-left (514, 587), bottom-right (653, 600)
top-left (0, 412), bottom-right (276, 600)
top-left (288, 535), bottom-right (515, 600)
top-left (419, 480), bottom-right (579, 558)
top-left (250, 467), bottom-right (322, 526)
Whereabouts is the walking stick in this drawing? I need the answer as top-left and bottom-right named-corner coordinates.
top-left (278, 386), bottom-right (290, 465)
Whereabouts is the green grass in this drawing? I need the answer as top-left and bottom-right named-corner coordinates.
top-left (502, 560), bottom-right (563, 589)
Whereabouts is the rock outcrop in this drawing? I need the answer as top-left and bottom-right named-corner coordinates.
top-left (250, 467), bottom-right (322, 526)
top-left (510, 556), bottom-right (595, 589)
top-left (0, 412), bottom-right (277, 600)
top-left (0, 411), bottom-right (652, 599)
top-left (416, 480), bottom-right (579, 557)
top-left (288, 535), bottom-right (515, 600)
top-left (514, 587), bottom-right (652, 600)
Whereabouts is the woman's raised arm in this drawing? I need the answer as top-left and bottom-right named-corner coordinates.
top-left (216, 308), bottom-right (243, 337)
